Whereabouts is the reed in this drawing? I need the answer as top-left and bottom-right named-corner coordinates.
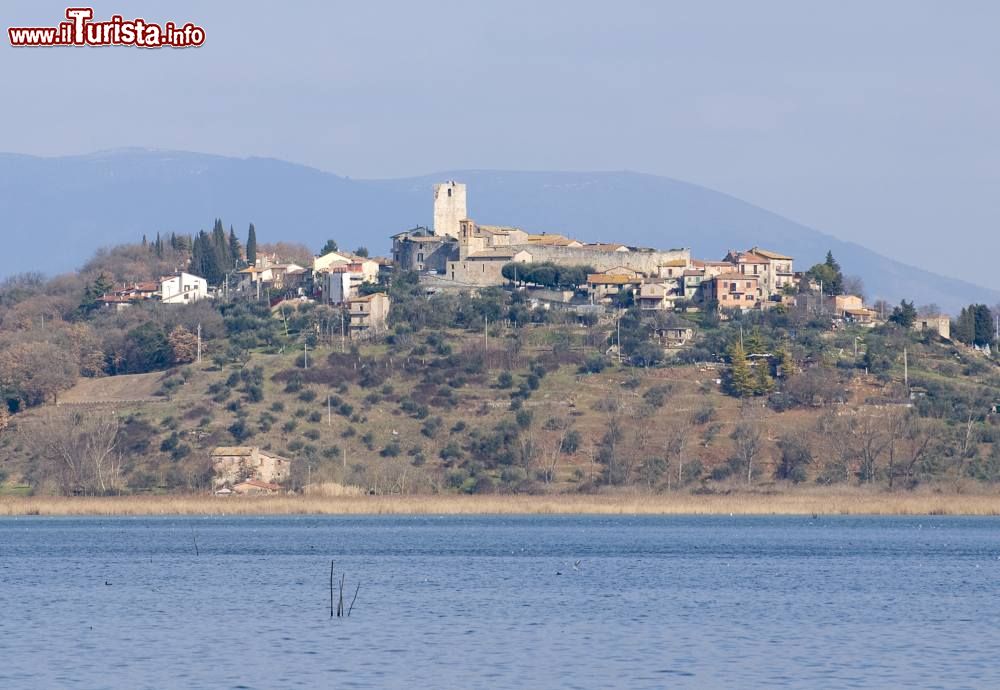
top-left (1, 488), bottom-right (999, 516)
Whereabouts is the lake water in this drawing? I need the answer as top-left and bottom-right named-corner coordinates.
top-left (0, 516), bottom-right (997, 689)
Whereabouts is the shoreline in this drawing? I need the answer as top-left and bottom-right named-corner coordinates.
top-left (2, 490), bottom-right (1000, 517)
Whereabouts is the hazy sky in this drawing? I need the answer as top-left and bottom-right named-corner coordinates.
top-left (3, 1), bottom-right (998, 285)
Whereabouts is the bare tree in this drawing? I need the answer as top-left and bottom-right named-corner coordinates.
top-left (26, 411), bottom-right (122, 494)
top-left (885, 410), bottom-right (936, 489)
top-left (731, 418), bottom-right (764, 485)
top-left (663, 418), bottom-right (692, 488)
top-left (845, 412), bottom-right (890, 484)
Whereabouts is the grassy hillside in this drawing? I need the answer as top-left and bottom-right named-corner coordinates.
top-left (5, 314), bottom-right (999, 497)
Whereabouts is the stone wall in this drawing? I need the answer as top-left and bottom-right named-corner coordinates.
top-left (517, 245), bottom-right (690, 276)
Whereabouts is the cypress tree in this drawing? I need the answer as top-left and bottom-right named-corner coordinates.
top-left (973, 304), bottom-right (993, 346)
top-left (190, 230), bottom-right (223, 285)
top-left (246, 223), bottom-right (257, 266)
top-left (228, 226), bottom-right (242, 267)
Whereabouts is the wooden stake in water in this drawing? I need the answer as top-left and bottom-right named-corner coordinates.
top-left (337, 574), bottom-right (346, 617)
top-left (329, 560), bottom-right (335, 618)
top-left (348, 582), bottom-right (360, 617)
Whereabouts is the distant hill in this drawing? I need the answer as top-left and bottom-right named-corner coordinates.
top-left (1, 148), bottom-right (994, 313)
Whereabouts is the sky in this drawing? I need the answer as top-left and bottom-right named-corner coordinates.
top-left (2, 0), bottom-right (998, 286)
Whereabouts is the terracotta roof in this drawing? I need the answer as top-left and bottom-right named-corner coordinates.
top-left (683, 269), bottom-right (705, 277)
top-left (730, 252), bottom-right (769, 264)
top-left (233, 480), bottom-right (282, 492)
top-left (713, 272), bottom-right (758, 281)
top-left (749, 247), bottom-right (793, 260)
top-left (660, 259), bottom-right (688, 268)
top-left (587, 274), bottom-right (638, 285)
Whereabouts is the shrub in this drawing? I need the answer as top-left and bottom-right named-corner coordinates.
top-left (579, 355), bottom-right (607, 374)
top-left (228, 418), bottom-right (252, 443)
top-left (562, 429), bottom-right (582, 454)
top-left (298, 389), bottom-right (318, 402)
top-left (643, 384), bottom-right (674, 408)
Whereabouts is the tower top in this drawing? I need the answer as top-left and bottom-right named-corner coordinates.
top-left (433, 182), bottom-right (467, 238)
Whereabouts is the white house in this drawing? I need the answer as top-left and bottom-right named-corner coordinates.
top-left (160, 272), bottom-right (209, 305)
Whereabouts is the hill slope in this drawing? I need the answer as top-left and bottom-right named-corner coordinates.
top-left (1, 149), bottom-right (994, 313)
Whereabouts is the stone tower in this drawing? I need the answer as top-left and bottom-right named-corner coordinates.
top-left (433, 181), bottom-right (467, 238)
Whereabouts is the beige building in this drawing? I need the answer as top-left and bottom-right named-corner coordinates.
top-left (313, 250), bottom-right (355, 273)
top-left (587, 271), bottom-right (642, 301)
top-left (747, 247), bottom-right (795, 295)
top-left (211, 447), bottom-right (291, 489)
top-left (348, 292), bottom-right (390, 336)
top-left (914, 315), bottom-right (951, 340)
top-left (636, 282), bottom-right (677, 311)
top-left (825, 294), bottom-right (865, 316)
top-left (448, 248), bottom-right (533, 286)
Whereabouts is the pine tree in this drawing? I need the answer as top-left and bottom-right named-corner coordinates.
top-left (753, 361), bottom-right (774, 395)
top-left (889, 300), bottom-right (917, 328)
top-left (80, 273), bottom-right (115, 313)
top-left (743, 326), bottom-right (765, 355)
top-left (774, 341), bottom-right (796, 377)
top-left (246, 223), bottom-right (257, 266)
top-left (726, 341), bottom-right (755, 398)
top-left (154, 232), bottom-right (163, 258)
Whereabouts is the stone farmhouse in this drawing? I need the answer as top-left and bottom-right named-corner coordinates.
top-left (210, 446), bottom-right (291, 490)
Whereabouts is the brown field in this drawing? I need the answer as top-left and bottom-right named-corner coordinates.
top-left (2, 488), bottom-right (999, 517)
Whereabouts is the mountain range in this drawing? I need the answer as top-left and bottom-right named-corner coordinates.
top-left (0, 148), bottom-right (993, 314)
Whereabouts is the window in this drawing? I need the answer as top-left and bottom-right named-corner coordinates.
top-left (447, 188), bottom-right (452, 197)
top-left (745, 295), bottom-right (753, 301)
top-left (417, 253), bottom-right (424, 262)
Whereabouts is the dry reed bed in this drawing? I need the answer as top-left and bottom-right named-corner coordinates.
top-left (2, 491), bottom-right (1000, 516)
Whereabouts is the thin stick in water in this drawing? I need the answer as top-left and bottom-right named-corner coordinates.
top-left (348, 582), bottom-right (360, 617)
top-left (190, 525), bottom-right (199, 556)
top-left (329, 561), bottom-right (335, 618)
top-left (337, 573), bottom-right (346, 617)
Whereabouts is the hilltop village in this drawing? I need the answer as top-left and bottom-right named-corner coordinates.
top-left (2, 181), bottom-right (997, 499)
top-left (93, 181), bottom-right (934, 335)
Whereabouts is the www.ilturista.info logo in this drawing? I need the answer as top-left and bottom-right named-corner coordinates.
top-left (8, 8), bottom-right (205, 48)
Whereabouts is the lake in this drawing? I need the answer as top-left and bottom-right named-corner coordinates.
top-left (0, 516), bottom-right (997, 689)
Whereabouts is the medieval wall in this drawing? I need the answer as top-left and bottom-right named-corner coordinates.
top-left (516, 245), bottom-right (690, 276)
